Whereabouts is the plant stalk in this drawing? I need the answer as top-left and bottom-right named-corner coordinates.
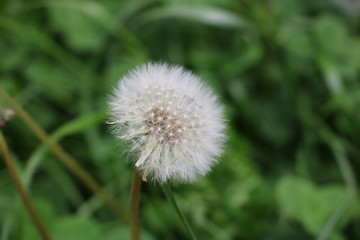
top-left (0, 87), bottom-right (128, 221)
top-left (161, 185), bottom-right (198, 240)
top-left (130, 168), bottom-right (142, 240)
top-left (0, 131), bottom-right (51, 240)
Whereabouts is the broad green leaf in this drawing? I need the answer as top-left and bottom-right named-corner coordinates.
top-left (276, 176), bottom-right (354, 238)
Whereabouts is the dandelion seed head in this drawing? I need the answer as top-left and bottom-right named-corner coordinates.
top-left (108, 62), bottom-right (226, 183)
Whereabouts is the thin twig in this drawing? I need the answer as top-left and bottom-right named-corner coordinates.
top-left (162, 185), bottom-right (198, 240)
top-left (130, 168), bottom-right (142, 240)
top-left (0, 131), bottom-right (51, 240)
top-left (0, 88), bottom-right (128, 221)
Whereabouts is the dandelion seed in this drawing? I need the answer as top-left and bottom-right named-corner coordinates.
top-left (108, 63), bottom-right (226, 183)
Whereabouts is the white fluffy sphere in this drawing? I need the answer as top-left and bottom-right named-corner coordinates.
top-left (108, 63), bottom-right (226, 183)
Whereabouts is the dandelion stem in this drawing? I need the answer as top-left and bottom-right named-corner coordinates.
top-left (0, 87), bottom-right (128, 221)
top-left (130, 168), bottom-right (142, 240)
top-left (161, 185), bottom-right (198, 240)
top-left (0, 131), bottom-right (51, 240)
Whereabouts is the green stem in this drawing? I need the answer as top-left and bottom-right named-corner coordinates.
top-left (0, 87), bottom-right (129, 221)
top-left (0, 131), bottom-right (51, 240)
top-left (130, 169), bottom-right (142, 240)
top-left (318, 126), bottom-right (358, 199)
top-left (317, 197), bottom-right (353, 240)
top-left (161, 185), bottom-right (198, 240)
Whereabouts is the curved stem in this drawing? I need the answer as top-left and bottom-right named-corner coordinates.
top-left (161, 185), bottom-right (198, 240)
top-left (0, 131), bottom-right (51, 240)
top-left (130, 169), bottom-right (142, 240)
top-left (0, 87), bottom-right (128, 221)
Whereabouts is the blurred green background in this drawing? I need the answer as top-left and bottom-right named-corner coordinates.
top-left (1, 0), bottom-right (360, 239)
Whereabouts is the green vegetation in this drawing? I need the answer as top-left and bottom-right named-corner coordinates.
top-left (1, 0), bottom-right (359, 239)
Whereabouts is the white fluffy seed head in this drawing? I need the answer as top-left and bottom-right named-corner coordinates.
top-left (108, 62), bottom-right (226, 184)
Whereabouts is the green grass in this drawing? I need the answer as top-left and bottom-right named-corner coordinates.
top-left (1, 0), bottom-right (360, 239)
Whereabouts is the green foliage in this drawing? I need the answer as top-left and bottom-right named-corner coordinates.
top-left (1, 0), bottom-right (360, 239)
top-left (276, 176), bottom-right (355, 239)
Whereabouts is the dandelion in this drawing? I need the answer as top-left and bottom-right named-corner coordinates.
top-left (108, 63), bottom-right (226, 183)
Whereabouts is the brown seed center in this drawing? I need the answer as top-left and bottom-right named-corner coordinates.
top-left (144, 107), bottom-right (184, 144)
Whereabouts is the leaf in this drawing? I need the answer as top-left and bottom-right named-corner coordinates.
top-left (102, 226), bottom-right (155, 240)
top-left (21, 198), bottom-right (55, 240)
top-left (0, 39), bottom-right (28, 71)
top-left (102, 227), bottom-right (130, 240)
top-left (137, 5), bottom-right (247, 29)
top-left (24, 58), bottom-right (77, 104)
top-left (39, 0), bottom-right (148, 57)
top-left (0, 16), bottom-right (95, 80)
top-left (279, 20), bottom-right (313, 59)
top-left (323, 67), bottom-right (343, 95)
top-left (276, 176), bottom-right (354, 238)
top-left (48, 6), bottom-right (106, 52)
top-left (51, 216), bottom-right (102, 240)
top-left (272, 0), bottom-right (306, 16)
top-left (277, 176), bottom-right (314, 219)
top-left (313, 15), bottom-right (348, 59)
top-left (22, 111), bottom-right (104, 188)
